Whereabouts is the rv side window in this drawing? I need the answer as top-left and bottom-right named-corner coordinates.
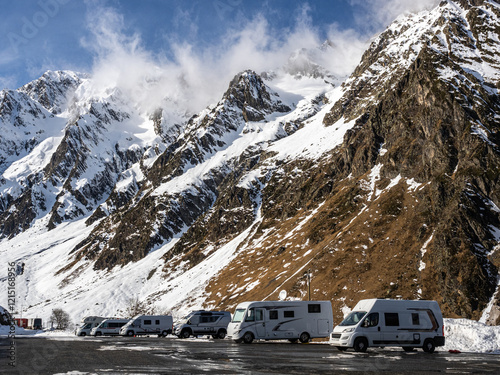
top-left (155, 320), bottom-right (160, 325)
top-left (284, 311), bottom-right (295, 318)
top-left (245, 308), bottom-right (255, 322)
top-left (412, 313), bottom-right (420, 325)
top-left (384, 313), bottom-right (399, 326)
top-left (308, 304), bottom-right (321, 313)
top-left (144, 320), bottom-right (152, 325)
top-left (255, 309), bottom-right (264, 321)
top-left (269, 310), bottom-right (278, 320)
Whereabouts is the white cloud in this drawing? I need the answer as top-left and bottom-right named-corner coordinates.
top-left (80, 1), bottom-right (440, 117)
top-left (350, 0), bottom-right (440, 35)
top-left (0, 75), bottom-right (17, 90)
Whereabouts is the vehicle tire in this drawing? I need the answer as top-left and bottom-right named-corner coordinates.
top-left (403, 347), bottom-right (414, 352)
top-left (80, 332), bottom-right (86, 337)
top-left (337, 346), bottom-right (348, 351)
top-left (354, 337), bottom-right (368, 352)
top-left (288, 338), bottom-right (298, 343)
top-left (181, 329), bottom-right (191, 339)
top-left (422, 339), bottom-right (435, 353)
top-left (299, 332), bottom-right (310, 343)
top-left (243, 332), bottom-right (254, 344)
top-left (161, 330), bottom-right (168, 337)
top-left (95, 331), bottom-right (102, 336)
top-left (126, 330), bottom-right (134, 337)
top-left (217, 329), bottom-right (226, 339)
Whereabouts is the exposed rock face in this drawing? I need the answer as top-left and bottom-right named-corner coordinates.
top-left (203, 0), bottom-right (500, 321)
top-left (68, 70), bottom-right (291, 270)
top-left (1, 1), bottom-right (499, 323)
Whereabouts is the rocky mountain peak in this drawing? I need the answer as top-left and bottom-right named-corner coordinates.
top-left (19, 70), bottom-right (86, 115)
top-left (225, 70), bottom-right (290, 121)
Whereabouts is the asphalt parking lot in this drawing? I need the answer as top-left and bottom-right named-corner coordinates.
top-left (1, 336), bottom-right (499, 374)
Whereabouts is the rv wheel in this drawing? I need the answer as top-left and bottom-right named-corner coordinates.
top-left (126, 330), bottom-right (134, 337)
top-left (243, 332), bottom-right (254, 344)
top-left (79, 332), bottom-right (86, 337)
top-left (299, 332), bottom-right (310, 343)
top-left (181, 329), bottom-right (191, 339)
top-left (161, 330), bottom-right (168, 337)
top-left (216, 329), bottom-right (226, 339)
top-left (353, 337), bottom-right (368, 352)
top-left (422, 339), bottom-right (435, 353)
top-left (95, 331), bottom-right (102, 336)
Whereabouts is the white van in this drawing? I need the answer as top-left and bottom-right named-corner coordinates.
top-left (90, 319), bottom-right (129, 336)
top-left (227, 301), bottom-right (333, 344)
top-left (75, 316), bottom-right (107, 336)
top-left (331, 299), bottom-right (445, 353)
top-left (174, 310), bottom-right (231, 339)
top-left (28, 318), bottom-right (42, 330)
top-left (119, 315), bottom-right (173, 337)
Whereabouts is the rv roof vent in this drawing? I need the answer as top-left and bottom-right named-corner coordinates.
top-left (279, 290), bottom-right (287, 301)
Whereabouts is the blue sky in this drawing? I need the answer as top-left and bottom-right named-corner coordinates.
top-left (0, 0), bottom-right (439, 95)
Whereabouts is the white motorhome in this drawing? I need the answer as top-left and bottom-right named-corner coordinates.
top-left (75, 316), bottom-right (107, 336)
top-left (174, 310), bottom-right (231, 339)
top-left (227, 301), bottom-right (333, 344)
top-left (90, 319), bottom-right (129, 336)
top-left (331, 299), bottom-right (445, 353)
top-left (119, 315), bottom-right (173, 337)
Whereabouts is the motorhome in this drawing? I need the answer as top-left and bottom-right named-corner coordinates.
top-left (119, 315), bottom-right (173, 337)
top-left (90, 319), bottom-right (129, 336)
top-left (75, 316), bottom-right (107, 336)
top-left (227, 301), bottom-right (333, 344)
top-left (330, 299), bottom-right (445, 353)
top-left (174, 310), bottom-right (231, 339)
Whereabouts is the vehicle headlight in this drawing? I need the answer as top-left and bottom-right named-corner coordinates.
top-left (343, 328), bottom-right (355, 333)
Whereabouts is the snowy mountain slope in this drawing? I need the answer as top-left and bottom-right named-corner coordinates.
top-left (0, 69), bottom-right (335, 323)
top-left (0, 0), bottom-right (499, 327)
top-left (0, 72), bottom-right (182, 239)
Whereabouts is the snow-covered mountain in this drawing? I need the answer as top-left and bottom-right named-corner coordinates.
top-left (0, 0), bottom-right (499, 326)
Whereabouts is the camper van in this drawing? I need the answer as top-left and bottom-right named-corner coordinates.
top-left (90, 319), bottom-right (129, 336)
top-left (75, 316), bottom-right (107, 336)
top-left (28, 318), bottom-right (42, 330)
top-left (119, 315), bottom-right (173, 337)
top-left (227, 301), bottom-right (333, 344)
top-left (174, 310), bottom-right (231, 339)
top-left (331, 299), bottom-right (445, 353)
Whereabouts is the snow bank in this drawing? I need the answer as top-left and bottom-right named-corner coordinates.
top-left (443, 318), bottom-right (500, 354)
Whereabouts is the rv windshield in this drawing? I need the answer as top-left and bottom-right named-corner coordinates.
top-left (232, 309), bottom-right (246, 323)
top-left (339, 311), bottom-right (367, 326)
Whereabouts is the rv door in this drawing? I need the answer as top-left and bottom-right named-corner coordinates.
top-left (360, 312), bottom-right (382, 345)
top-left (255, 308), bottom-right (265, 337)
top-left (247, 308), bottom-right (266, 337)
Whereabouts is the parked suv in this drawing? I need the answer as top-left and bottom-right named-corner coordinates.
top-left (174, 310), bottom-right (231, 339)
